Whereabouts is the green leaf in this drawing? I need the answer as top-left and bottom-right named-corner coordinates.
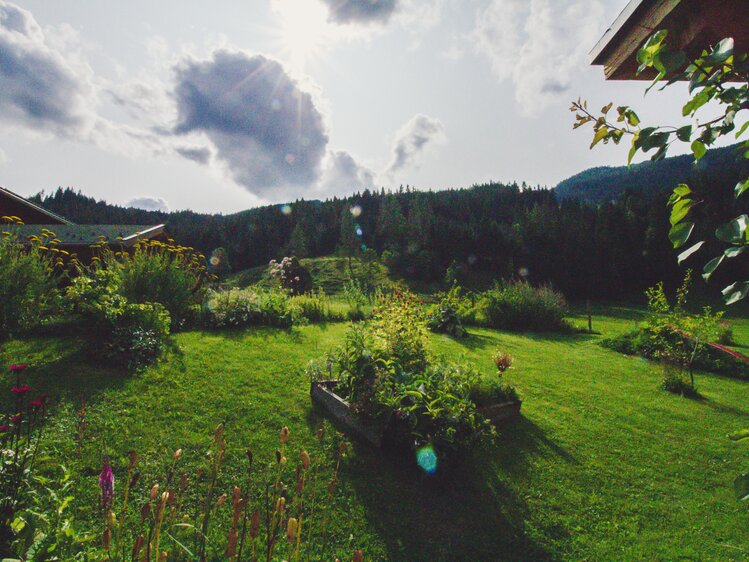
top-left (725, 246), bottom-right (747, 259)
top-left (722, 281), bottom-right (749, 305)
top-left (691, 139), bottom-right (707, 161)
top-left (626, 110), bottom-right (640, 127)
top-left (676, 125), bottom-right (692, 142)
top-left (735, 179), bottom-right (749, 198)
top-left (673, 184), bottom-right (692, 197)
top-left (716, 215), bottom-right (749, 243)
top-left (702, 255), bottom-right (725, 280)
top-left (669, 198), bottom-right (695, 225)
top-left (736, 473), bottom-right (749, 501)
top-left (590, 126), bottom-right (609, 149)
top-left (703, 37), bottom-right (734, 65)
top-left (677, 241), bottom-right (704, 265)
top-left (668, 221), bottom-right (694, 248)
top-left (736, 121), bottom-right (749, 139)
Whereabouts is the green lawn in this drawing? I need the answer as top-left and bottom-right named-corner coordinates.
top-left (2, 308), bottom-right (749, 560)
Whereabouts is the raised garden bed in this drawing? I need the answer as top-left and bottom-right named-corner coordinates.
top-left (310, 381), bottom-right (389, 447)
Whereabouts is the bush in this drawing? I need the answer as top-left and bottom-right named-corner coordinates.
top-left (426, 287), bottom-right (467, 338)
top-left (0, 228), bottom-right (61, 339)
top-left (204, 287), bottom-right (294, 329)
top-left (103, 303), bottom-right (171, 370)
top-left (601, 273), bottom-right (749, 379)
top-left (479, 281), bottom-right (568, 332)
top-left (66, 269), bottom-right (172, 370)
top-left (290, 288), bottom-right (335, 323)
top-left (372, 290), bottom-right (428, 374)
top-left (269, 256), bottom-right (312, 295)
top-left (102, 239), bottom-right (208, 327)
top-left (343, 277), bottom-right (368, 321)
top-left (492, 350), bottom-right (513, 374)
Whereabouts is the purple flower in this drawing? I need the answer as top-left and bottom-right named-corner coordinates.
top-left (99, 456), bottom-right (115, 510)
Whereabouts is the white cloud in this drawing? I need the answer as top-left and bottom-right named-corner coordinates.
top-left (385, 114), bottom-right (446, 178)
top-left (474, 0), bottom-right (606, 114)
top-left (317, 150), bottom-right (375, 196)
top-left (172, 49), bottom-right (329, 198)
top-left (0, 1), bottom-right (96, 135)
top-left (124, 196), bottom-right (170, 212)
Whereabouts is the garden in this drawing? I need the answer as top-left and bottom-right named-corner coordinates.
top-left (1, 223), bottom-right (749, 561)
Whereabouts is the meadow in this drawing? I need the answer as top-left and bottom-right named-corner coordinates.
top-left (3, 306), bottom-right (749, 560)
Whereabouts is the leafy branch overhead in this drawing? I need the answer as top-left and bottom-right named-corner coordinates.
top-left (571, 30), bottom-right (749, 303)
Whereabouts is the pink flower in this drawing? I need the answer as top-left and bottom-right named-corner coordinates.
top-left (28, 400), bottom-right (43, 410)
top-left (11, 414), bottom-right (22, 424)
top-left (11, 386), bottom-right (31, 395)
top-left (0, 425), bottom-right (8, 433)
top-left (8, 364), bottom-right (27, 372)
top-left (99, 456), bottom-right (115, 510)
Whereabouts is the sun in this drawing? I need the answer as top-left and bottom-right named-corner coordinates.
top-left (271, 0), bottom-right (332, 69)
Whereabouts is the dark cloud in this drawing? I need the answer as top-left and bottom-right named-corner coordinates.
top-left (173, 50), bottom-right (328, 196)
top-left (0, 1), bottom-right (90, 134)
top-left (125, 196), bottom-right (170, 212)
top-left (320, 0), bottom-right (399, 25)
top-left (319, 150), bottom-right (375, 195)
top-left (175, 146), bottom-right (212, 165)
top-left (386, 114), bottom-right (445, 177)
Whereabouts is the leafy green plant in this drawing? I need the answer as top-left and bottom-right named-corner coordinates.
top-left (95, 238), bottom-right (209, 328)
top-left (290, 288), bottom-right (336, 324)
top-left (342, 277), bottom-right (368, 321)
top-left (372, 290), bottom-right (428, 375)
top-left (572, 31), bottom-right (749, 304)
top-left (426, 286), bottom-right (468, 338)
top-left (0, 225), bottom-right (62, 340)
top-left (204, 287), bottom-right (294, 329)
top-left (479, 281), bottom-right (569, 332)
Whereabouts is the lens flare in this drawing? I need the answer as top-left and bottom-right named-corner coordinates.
top-left (281, 204), bottom-right (292, 215)
top-left (350, 205), bottom-right (362, 217)
top-left (416, 445), bottom-right (438, 475)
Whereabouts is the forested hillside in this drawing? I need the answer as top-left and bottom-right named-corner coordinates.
top-left (33, 183), bottom-right (689, 300)
top-left (555, 142), bottom-right (749, 204)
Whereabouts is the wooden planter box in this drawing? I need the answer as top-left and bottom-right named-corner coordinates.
top-left (310, 381), bottom-right (388, 447)
top-left (477, 400), bottom-right (522, 424)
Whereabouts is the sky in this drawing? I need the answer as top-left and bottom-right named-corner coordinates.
top-left (0, 0), bottom-right (696, 214)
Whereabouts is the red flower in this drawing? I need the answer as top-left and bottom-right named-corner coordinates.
top-left (11, 414), bottom-right (22, 424)
top-left (11, 386), bottom-right (31, 395)
top-left (0, 425), bottom-right (8, 433)
top-left (37, 393), bottom-right (49, 403)
top-left (8, 364), bottom-right (27, 372)
top-left (29, 400), bottom-right (43, 410)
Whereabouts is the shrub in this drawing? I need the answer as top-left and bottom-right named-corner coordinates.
top-left (100, 239), bottom-right (208, 327)
top-left (343, 277), bottom-right (368, 321)
top-left (372, 290), bottom-right (428, 375)
top-left (66, 268), bottom-right (172, 370)
top-left (0, 227), bottom-right (61, 339)
top-left (479, 281), bottom-right (569, 332)
top-left (290, 288), bottom-right (335, 323)
top-left (426, 286), bottom-right (467, 338)
top-left (269, 256), bottom-right (312, 295)
top-left (103, 303), bottom-right (171, 371)
top-left (204, 287), bottom-right (294, 329)
top-left (602, 273), bottom-right (749, 379)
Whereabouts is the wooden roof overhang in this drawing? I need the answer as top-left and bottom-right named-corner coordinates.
top-left (591, 0), bottom-right (749, 80)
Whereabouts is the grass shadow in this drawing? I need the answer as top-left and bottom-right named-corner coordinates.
top-left (307, 400), bottom-right (574, 560)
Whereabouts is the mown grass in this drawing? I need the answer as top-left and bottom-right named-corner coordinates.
top-left (2, 308), bottom-right (749, 560)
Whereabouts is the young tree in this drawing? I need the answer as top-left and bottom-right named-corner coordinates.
top-left (572, 31), bottom-right (749, 303)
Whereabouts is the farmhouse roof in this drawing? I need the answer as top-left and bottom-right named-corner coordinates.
top-left (4, 224), bottom-right (166, 247)
top-left (591, 0), bottom-right (749, 80)
top-left (0, 186), bottom-right (73, 225)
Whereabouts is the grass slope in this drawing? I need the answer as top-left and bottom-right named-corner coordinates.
top-left (2, 309), bottom-right (749, 560)
top-left (226, 256), bottom-right (394, 294)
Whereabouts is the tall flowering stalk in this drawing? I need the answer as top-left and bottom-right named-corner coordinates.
top-left (0, 364), bottom-right (47, 541)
